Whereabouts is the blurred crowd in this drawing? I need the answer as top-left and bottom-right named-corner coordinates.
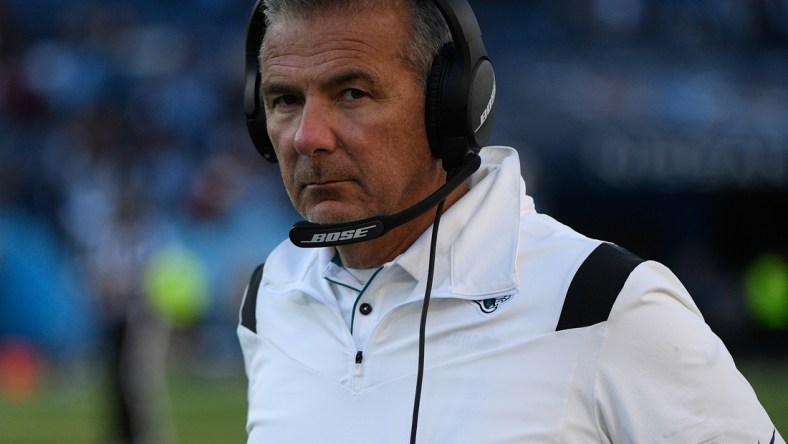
top-left (1, 0), bottom-right (787, 398)
top-left (0, 0), bottom-right (299, 396)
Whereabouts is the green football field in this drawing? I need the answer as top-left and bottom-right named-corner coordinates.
top-left (0, 371), bottom-right (249, 444)
top-left (0, 359), bottom-right (785, 443)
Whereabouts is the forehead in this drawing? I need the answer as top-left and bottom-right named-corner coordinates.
top-left (261, 6), bottom-right (411, 83)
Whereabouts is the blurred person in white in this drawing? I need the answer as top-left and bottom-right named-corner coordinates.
top-left (237, 0), bottom-right (784, 442)
top-left (86, 191), bottom-right (175, 444)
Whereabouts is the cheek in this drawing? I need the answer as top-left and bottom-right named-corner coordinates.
top-left (267, 121), bottom-right (301, 188)
top-left (274, 155), bottom-right (300, 206)
top-left (385, 108), bottom-right (433, 170)
top-left (266, 115), bottom-right (290, 157)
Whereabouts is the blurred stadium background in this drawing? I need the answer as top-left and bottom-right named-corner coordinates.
top-left (1, 0), bottom-right (786, 442)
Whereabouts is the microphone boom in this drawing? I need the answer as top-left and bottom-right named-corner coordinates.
top-left (289, 153), bottom-right (481, 248)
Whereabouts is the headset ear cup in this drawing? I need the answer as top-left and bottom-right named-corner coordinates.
top-left (244, 0), bottom-right (277, 163)
top-left (425, 42), bottom-right (454, 161)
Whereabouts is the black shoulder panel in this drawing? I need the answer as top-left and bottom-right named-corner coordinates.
top-left (241, 263), bottom-right (265, 333)
top-left (556, 243), bottom-right (643, 331)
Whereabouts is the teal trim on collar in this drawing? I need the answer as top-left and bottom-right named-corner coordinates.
top-left (324, 277), bottom-right (361, 293)
top-left (349, 266), bottom-right (384, 334)
top-left (331, 252), bottom-right (342, 266)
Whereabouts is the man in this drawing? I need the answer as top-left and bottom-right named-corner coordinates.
top-left (238, 0), bottom-right (784, 442)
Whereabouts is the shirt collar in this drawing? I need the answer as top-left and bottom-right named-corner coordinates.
top-left (393, 146), bottom-right (525, 300)
top-left (312, 147), bottom-right (526, 300)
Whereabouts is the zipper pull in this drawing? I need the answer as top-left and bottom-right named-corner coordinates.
top-left (355, 351), bottom-right (364, 376)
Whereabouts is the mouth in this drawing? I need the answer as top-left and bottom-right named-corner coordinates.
top-left (304, 178), bottom-right (355, 188)
top-left (300, 180), bottom-right (358, 202)
top-left (310, 179), bottom-right (345, 186)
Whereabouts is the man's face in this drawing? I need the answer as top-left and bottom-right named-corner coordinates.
top-left (261, 6), bottom-right (443, 224)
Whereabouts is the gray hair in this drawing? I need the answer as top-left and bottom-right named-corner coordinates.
top-left (259, 0), bottom-right (452, 87)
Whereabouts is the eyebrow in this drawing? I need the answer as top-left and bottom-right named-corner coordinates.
top-left (322, 69), bottom-right (380, 91)
top-left (261, 81), bottom-right (298, 99)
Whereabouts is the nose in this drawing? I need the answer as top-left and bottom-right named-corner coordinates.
top-left (293, 101), bottom-right (337, 157)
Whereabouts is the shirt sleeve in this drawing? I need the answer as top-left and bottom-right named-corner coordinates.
top-left (594, 261), bottom-right (784, 444)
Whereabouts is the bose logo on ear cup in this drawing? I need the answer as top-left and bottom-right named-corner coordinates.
top-left (466, 57), bottom-right (495, 149)
top-left (476, 80), bottom-right (495, 133)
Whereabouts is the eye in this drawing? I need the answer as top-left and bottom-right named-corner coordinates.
top-left (342, 88), bottom-right (368, 101)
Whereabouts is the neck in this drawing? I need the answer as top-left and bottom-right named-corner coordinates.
top-left (335, 180), bottom-right (468, 269)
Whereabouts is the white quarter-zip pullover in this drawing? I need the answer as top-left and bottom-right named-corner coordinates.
top-left (239, 146), bottom-right (783, 443)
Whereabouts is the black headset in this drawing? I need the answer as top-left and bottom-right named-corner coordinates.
top-left (243, 0), bottom-right (496, 173)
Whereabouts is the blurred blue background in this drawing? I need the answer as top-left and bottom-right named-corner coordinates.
top-left (1, 0), bottom-right (786, 402)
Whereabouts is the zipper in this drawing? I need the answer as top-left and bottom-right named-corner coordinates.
top-left (355, 351), bottom-right (364, 376)
top-left (351, 297), bottom-right (436, 381)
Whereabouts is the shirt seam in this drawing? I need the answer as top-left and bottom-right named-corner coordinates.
top-left (592, 321), bottom-right (610, 443)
